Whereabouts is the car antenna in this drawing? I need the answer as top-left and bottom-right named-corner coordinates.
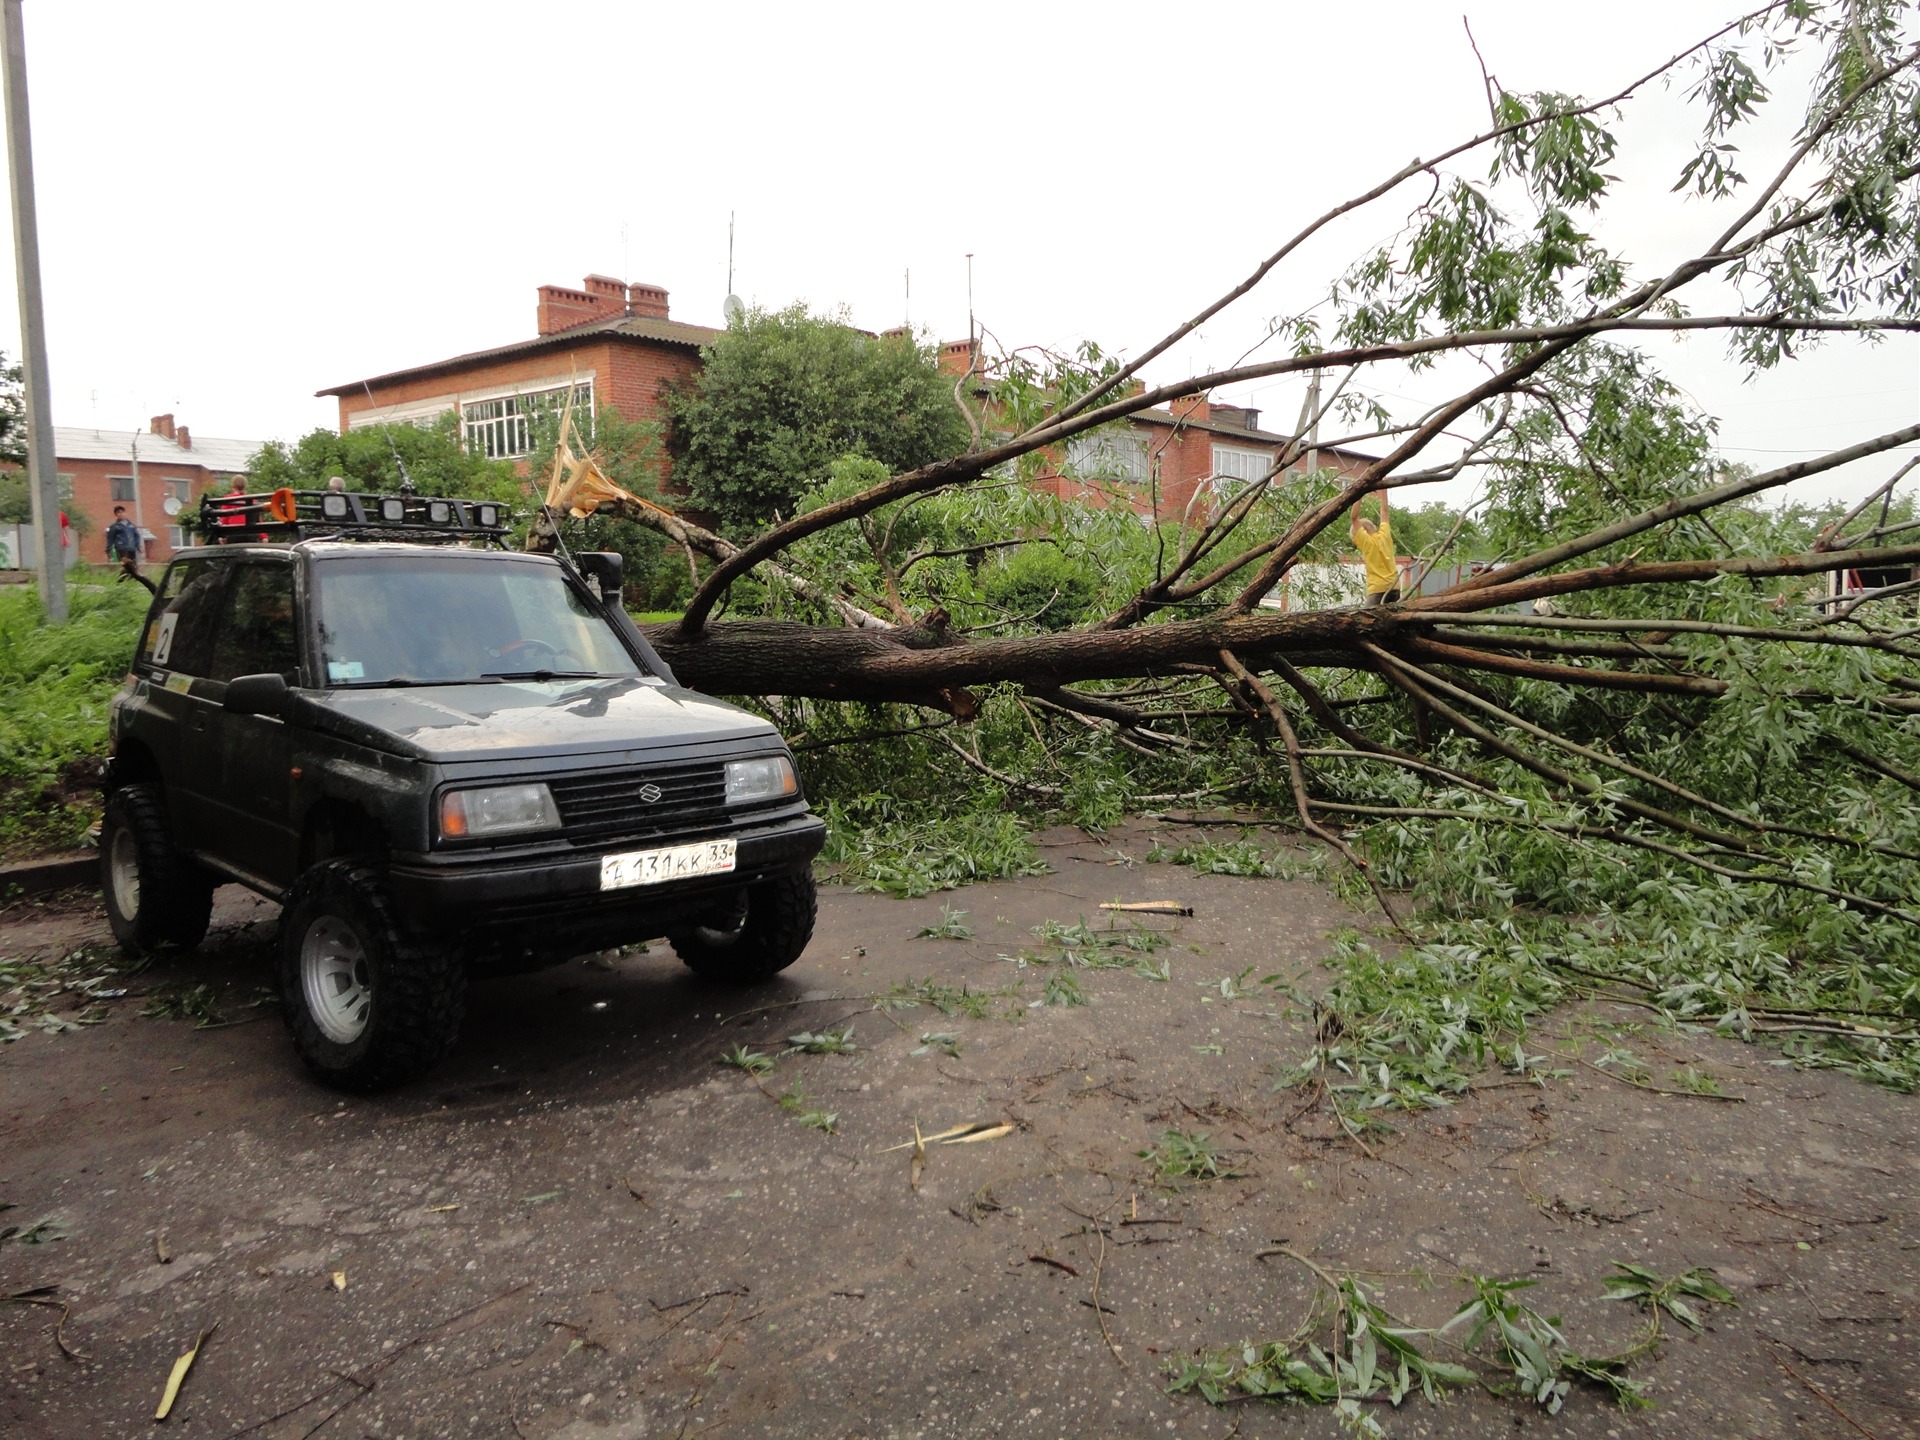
top-left (360, 381), bottom-right (418, 495)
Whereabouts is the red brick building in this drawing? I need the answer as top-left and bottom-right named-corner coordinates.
top-left (319, 278), bottom-right (1372, 539)
top-left (5, 415), bottom-right (260, 566)
top-left (927, 339), bottom-right (1374, 524)
top-left (1038, 393), bottom-right (1373, 521)
top-left (317, 276), bottom-right (718, 472)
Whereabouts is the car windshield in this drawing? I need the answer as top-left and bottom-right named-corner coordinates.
top-left (315, 554), bottom-right (642, 687)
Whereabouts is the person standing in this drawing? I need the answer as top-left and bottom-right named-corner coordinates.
top-left (1349, 493), bottom-right (1400, 605)
top-left (104, 505), bottom-right (143, 572)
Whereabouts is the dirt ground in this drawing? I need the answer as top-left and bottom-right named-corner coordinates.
top-left (2, 822), bottom-right (1914, 1439)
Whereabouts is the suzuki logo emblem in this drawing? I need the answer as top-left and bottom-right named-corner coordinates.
top-left (636, 783), bottom-right (663, 804)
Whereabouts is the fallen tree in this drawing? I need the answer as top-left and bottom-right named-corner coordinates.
top-left (533, 3), bottom-right (1920, 1087)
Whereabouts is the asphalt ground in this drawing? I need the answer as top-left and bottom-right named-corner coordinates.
top-left (2, 822), bottom-right (1914, 1438)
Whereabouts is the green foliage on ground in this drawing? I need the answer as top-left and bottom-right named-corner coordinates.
top-left (1171, 1261), bottom-right (1734, 1421)
top-left (819, 795), bottom-right (1049, 897)
top-left (0, 579), bottom-right (149, 855)
top-left (665, 304), bottom-right (971, 533)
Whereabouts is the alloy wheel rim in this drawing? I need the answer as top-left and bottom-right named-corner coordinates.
top-left (301, 916), bottom-right (372, 1044)
top-left (108, 826), bottom-right (140, 921)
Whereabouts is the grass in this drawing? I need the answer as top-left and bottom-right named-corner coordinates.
top-left (0, 577), bottom-right (150, 857)
top-left (882, 976), bottom-right (1024, 1020)
top-left (1, 942), bottom-right (131, 1042)
top-left (820, 797), bottom-right (1050, 897)
top-left (717, 1044), bottom-right (775, 1077)
top-left (915, 904), bottom-right (974, 940)
top-left (785, 1027), bottom-right (856, 1055)
top-left (1170, 1262), bottom-right (1735, 1419)
top-left (1147, 836), bottom-right (1319, 880)
top-left (1139, 1129), bottom-right (1233, 1183)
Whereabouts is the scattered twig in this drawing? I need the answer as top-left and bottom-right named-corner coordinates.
top-left (1769, 1343), bottom-right (1881, 1439)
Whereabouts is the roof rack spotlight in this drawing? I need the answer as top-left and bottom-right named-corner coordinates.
top-left (196, 489), bottom-right (512, 546)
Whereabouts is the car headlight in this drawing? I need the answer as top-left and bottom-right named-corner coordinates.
top-left (439, 783), bottom-right (562, 840)
top-left (725, 755), bottom-right (797, 805)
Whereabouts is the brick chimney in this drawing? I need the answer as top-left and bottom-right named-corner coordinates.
top-left (175, 426), bottom-right (191, 451)
top-left (150, 413), bottom-right (176, 441)
top-left (582, 274), bottom-right (626, 305)
top-left (537, 277), bottom-right (627, 336)
top-left (937, 337), bottom-right (978, 377)
top-left (1170, 393), bottom-right (1211, 426)
top-left (627, 282), bottom-right (669, 320)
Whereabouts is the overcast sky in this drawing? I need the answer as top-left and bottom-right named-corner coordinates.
top-left (3, 0), bottom-right (1913, 502)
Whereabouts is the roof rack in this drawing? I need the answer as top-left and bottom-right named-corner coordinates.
top-left (197, 489), bottom-right (512, 546)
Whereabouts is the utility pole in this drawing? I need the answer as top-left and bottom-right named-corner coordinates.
top-left (2, 0), bottom-right (60, 619)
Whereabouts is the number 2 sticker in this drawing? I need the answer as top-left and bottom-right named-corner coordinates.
top-left (151, 612), bottom-right (179, 665)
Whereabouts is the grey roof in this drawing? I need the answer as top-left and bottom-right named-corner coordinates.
top-left (317, 313), bottom-right (722, 397)
top-left (55, 426), bottom-right (261, 472)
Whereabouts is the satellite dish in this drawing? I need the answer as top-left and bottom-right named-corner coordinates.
top-left (162, 496), bottom-right (183, 516)
top-left (722, 294), bottom-right (745, 325)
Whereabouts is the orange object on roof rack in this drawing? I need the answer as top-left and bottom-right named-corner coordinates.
top-left (195, 489), bottom-right (512, 545)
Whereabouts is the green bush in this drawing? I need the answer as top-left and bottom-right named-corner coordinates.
top-left (980, 545), bottom-right (1098, 631)
top-left (0, 578), bottom-right (149, 854)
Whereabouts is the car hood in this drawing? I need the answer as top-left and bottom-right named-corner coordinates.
top-left (301, 678), bottom-right (778, 763)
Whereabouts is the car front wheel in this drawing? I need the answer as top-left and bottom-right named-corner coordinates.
top-left (277, 859), bottom-right (465, 1091)
top-left (670, 870), bottom-right (817, 984)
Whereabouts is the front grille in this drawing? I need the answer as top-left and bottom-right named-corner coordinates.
top-left (547, 761), bottom-right (727, 845)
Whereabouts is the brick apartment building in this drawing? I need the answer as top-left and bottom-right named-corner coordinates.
top-left (318, 276), bottom-right (718, 471)
top-left (318, 277), bottom-right (1382, 600)
top-left (2, 414), bottom-right (260, 566)
top-left (1043, 392), bottom-right (1373, 521)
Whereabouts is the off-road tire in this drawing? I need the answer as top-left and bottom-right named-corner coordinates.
top-left (277, 859), bottom-right (465, 1091)
top-left (100, 783), bottom-right (215, 954)
top-left (671, 870), bottom-right (817, 984)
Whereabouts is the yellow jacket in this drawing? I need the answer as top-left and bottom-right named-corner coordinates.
top-left (1353, 518), bottom-right (1399, 594)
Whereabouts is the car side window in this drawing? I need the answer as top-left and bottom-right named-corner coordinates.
top-left (208, 563), bottom-right (300, 683)
top-left (140, 558), bottom-right (228, 678)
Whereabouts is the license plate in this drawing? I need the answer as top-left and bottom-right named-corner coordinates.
top-left (600, 839), bottom-right (737, 891)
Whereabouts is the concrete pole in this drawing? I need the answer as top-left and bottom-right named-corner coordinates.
top-left (2, 0), bottom-right (61, 619)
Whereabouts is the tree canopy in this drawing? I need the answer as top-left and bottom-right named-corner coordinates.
top-left (665, 304), bottom-right (972, 533)
top-left (247, 415), bottom-right (520, 503)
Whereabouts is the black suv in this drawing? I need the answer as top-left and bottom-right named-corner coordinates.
top-left (101, 489), bottom-right (825, 1089)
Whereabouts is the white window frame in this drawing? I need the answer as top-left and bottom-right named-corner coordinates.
top-left (1211, 445), bottom-right (1273, 485)
top-left (165, 525), bottom-right (185, 550)
top-left (1064, 428), bottom-right (1151, 484)
top-left (346, 401), bottom-right (456, 432)
top-left (109, 474), bottom-right (137, 502)
top-left (461, 380), bottom-right (594, 460)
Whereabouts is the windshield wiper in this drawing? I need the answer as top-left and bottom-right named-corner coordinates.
top-left (479, 669), bottom-right (606, 681)
top-left (345, 677), bottom-right (495, 688)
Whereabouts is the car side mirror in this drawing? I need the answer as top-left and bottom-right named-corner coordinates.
top-left (576, 551), bottom-right (623, 603)
top-left (225, 672), bottom-right (290, 719)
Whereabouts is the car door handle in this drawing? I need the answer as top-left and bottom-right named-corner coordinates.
top-left (191, 713), bottom-right (208, 733)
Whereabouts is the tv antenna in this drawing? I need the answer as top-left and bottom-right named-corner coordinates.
top-left (965, 253), bottom-right (974, 348)
top-left (723, 211), bottom-right (743, 325)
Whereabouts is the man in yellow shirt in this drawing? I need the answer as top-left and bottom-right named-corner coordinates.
top-left (1349, 493), bottom-right (1400, 604)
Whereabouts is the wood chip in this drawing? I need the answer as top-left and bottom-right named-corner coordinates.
top-left (154, 1323), bottom-right (216, 1421)
top-left (1099, 901), bottom-right (1193, 917)
top-left (941, 1123), bottom-right (1014, 1145)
